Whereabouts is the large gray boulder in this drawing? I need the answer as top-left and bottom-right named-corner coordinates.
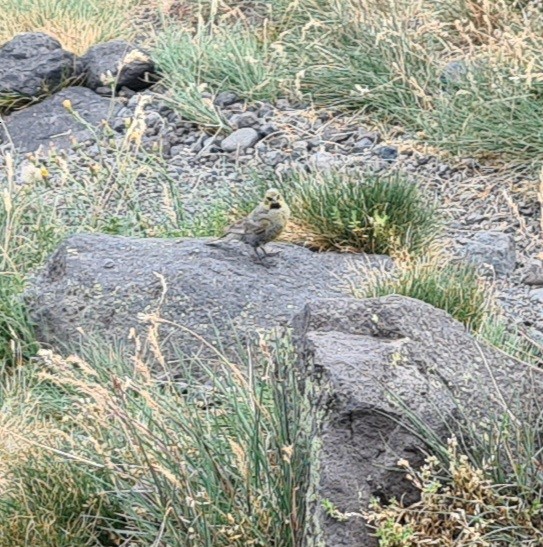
top-left (81, 40), bottom-right (156, 91)
top-left (0, 87), bottom-right (121, 152)
top-left (25, 233), bottom-right (386, 364)
top-left (0, 33), bottom-right (82, 100)
top-left (293, 296), bottom-right (542, 547)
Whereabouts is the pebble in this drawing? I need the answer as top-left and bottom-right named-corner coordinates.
top-left (221, 128), bottom-right (260, 153)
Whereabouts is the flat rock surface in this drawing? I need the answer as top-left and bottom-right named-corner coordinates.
top-left (1, 87), bottom-right (120, 152)
top-left (25, 234), bottom-right (388, 364)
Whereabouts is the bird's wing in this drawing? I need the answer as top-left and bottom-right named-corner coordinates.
top-left (228, 214), bottom-right (271, 236)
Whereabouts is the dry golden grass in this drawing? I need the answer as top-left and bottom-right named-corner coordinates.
top-left (0, 0), bottom-right (166, 54)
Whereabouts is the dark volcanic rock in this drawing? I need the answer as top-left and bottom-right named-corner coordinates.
top-left (25, 233), bottom-right (386, 363)
top-left (294, 296), bottom-right (543, 547)
top-left (81, 40), bottom-right (156, 91)
top-left (0, 87), bottom-right (121, 152)
top-left (0, 32), bottom-right (82, 99)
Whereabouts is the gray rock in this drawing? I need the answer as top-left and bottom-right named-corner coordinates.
top-left (25, 234), bottom-right (386, 364)
top-left (463, 231), bottom-right (516, 276)
top-left (293, 296), bottom-right (543, 547)
top-left (214, 91), bottom-right (239, 108)
top-left (521, 260), bottom-right (543, 286)
top-left (229, 112), bottom-right (259, 129)
top-left (258, 123), bottom-right (277, 137)
top-left (374, 145), bottom-right (398, 161)
top-left (352, 137), bottom-right (374, 152)
top-left (261, 150), bottom-right (286, 167)
top-left (81, 40), bottom-right (155, 91)
top-left (0, 32), bottom-right (82, 99)
top-left (0, 87), bottom-right (121, 153)
top-left (221, 127), bottom-right (260, 152)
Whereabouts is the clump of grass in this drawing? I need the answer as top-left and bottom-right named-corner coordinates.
top-left (157, 0), bottom-right (543, 162)
top-left (0, 328), bottom-right (310, 546)
top-left (366, 435), bottom-right (543, 546)
top-left (0, 280), bottom-right (37, 369)
top-left (154, 24), bottom-right (289, 129)
top-left (245, 168), bottom-right (439, 255)
top-left (0, 0), bottom-right (160, 55)
top-left (0, 455), bottom-right (120, 547)
top-left (362, 256), bottom-right (490, 330)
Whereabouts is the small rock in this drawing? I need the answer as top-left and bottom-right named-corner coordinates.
top-left (437, 163), bottom-right (449, 176)
top-left (374, 145), bottom-right (398, 161)
top-left (95, 86), bottom-right (113, 96)
top-left (292, 140), bottom-right (308, 158)
top-left (463, 231), bottom-right (516, 277)
top-left (258, 123), bottom-right (277, 137)
top-left (257, 103), bottom-right (274, 118)
top-left (169, 144), bottom-right (184, 157)
top-left (81, 40), bottom-right (156, 91)
top-left (309, 151), bottom-right (338, 170)
top-left (261, 150), bottom-right (286, 167)
top-left (144, 111), bottom-right (162, 128)
top-left (275, 98), bottom-right (291, 110)
top-left (214, 91), bottom-right (239, 108)
top-left (221, 128), bottom-right (260, 153)
top-left (229, 112), bottom-right (259, 129)
top-left (352, 137), bottom-right (374, 153)
top-left (521, 261), bottom-right (543, 286)
top-left (118, 86), bottom-right (136, 99)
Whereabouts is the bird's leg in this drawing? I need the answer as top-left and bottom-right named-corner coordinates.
top-left (252, 246), bottom-right (275, 267)
top-left (252, 246), bottom-right (266, 263)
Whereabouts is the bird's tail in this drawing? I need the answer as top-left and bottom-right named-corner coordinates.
top-left (205, 233), bottom-right (232, 246)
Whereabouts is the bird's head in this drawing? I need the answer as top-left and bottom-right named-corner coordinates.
top-left (263, 188), bottom-right (285, 210)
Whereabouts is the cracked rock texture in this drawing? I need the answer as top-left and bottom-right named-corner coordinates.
top-left (293, 296), bottom-right (543, 547)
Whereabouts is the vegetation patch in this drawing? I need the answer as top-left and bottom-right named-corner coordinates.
top-left (0, 0), bottom-right (158, 55)
top-left (361, 256), bottom-right (491, 331)
top-left (239, 168), bottom-right (439, 256)
top-left (0, 333), bottom-right (309, 546)
top-left (156, 0), bottom-right (543, 162)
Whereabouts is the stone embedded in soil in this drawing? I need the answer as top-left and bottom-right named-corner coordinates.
top-left (374, 145), bottom-right (398, 161)
top-left (0, 86), bottom-right (121, 153)
top-left (214, 91), bottom-right (239, 108)
top-left (462, 231), bottom-right (516, 277)
top-left (521, 260), bottom-right (543, 286)
top-left (221, 127), bottom-right (260, 152)
top-left (229, 111), bottom-right (259, 129)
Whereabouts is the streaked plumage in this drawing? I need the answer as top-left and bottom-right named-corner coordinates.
top-left (206, 188), bottom-right (290, 262)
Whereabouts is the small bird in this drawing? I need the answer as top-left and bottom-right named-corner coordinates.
top-left (206, 188), bottom-right (290, 262)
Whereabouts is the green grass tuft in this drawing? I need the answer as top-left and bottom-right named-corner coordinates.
top-left (244, 168), bottom-right (439, 255)
top-left (362, 257), bottom-right (490, 331)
